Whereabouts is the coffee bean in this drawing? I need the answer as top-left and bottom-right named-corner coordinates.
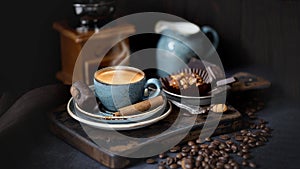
top-left (231, 144), bottom-right (238, 153)
top-left (208, 143), bottom-right (217, 149)
top-left (181, 152), bottom-right (188, 157)
top-left (216, 162), bottom-right (224, 167)
top-left (242, 153), bottom-right (251, 160)
top-left (182, 146), bottom-right (191, 153)
top-left (196, 155), bottom-right (203, 161)
top-left (218, 143), bottom-right (226, 150)
top-left (233, 165), bottom-right (240, 169)
top-left (187, 140), bottom-right (195, 146)
top-left (242, 148), bottom-right (249, 153)
top-left (181, 158), bottom-right (194, 169)
top-left (248, 137), bottom-right (256, 143)
top-left (200, 144), bottom-right (209, 149)
top-left (224, 163), bottom-right (232, 169)
top-left (259, 136), bottom-right (268, 142)
top-left (235, 135), bottom-right (244, 141)
top-left (158, 164), bottom-right (166, 169)
top-left (201, 161), bottom-right (208, 167)
top-left (204, 148), bottom-right (211, 155)
top-left (218, 156), bottom-right (228, 163)
top-left (166, 157), bottom-right (174, 165)
top-left (169, 163), bottom-right (178, 169)
top-left (189, 151), bottom-right (197, 156)
top-left (225, 148), bottom-right (232, 153)
top-left (249, 115), bottom-right (257, 119)
top-left (175, 153), bottom-right (182, 159)
top-left (240, 129), bottom-right (247, 135)
top-left (249, 143), bottom-right (256, 148)
top-left (242, 145), bottom-right (250, 149)
top-left (159, 153), bottom-right (167, 159)
top-left (176, 160), bottom-right (182, 166)
top-left (170, 146), bottom-right (181, 153)
top-left (212, 150), bottom-right (221, 157)
top-left (226, 140), bottom-right (234, 145)
top-left (191, 147), bottom-right (199, 153)
top-left (237, 151), bottom-right (243, 156)
top-left (256, 141), bottom-right (263, 146)
top-left (231, 161), bottom-right (238, 167)
top-left (260, 124), bottom-right (266, 129)
top-left (242, 160), bottom-right (248, 166)
top-left (249, 162), bottom-right (257, 168)
top-left (204, 157), bottom-right (209, 162)
top-left (250, 124), bottom-right (256, 129)
top-left (223, 152), bottom-right (230, 158)
top-left (243, 136), bottom-right (249, 143)
top-left (195, 160), bottom-right (201, 167)
top-left (191, 144), bottom-right (198, 149)
top-left (220, 134), bottom-right (230, 140)
top-left (146, 158), bottom-right (156, 164)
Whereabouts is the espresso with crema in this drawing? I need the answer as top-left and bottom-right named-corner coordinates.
top-left (95, 69), bottom-right (144, 84)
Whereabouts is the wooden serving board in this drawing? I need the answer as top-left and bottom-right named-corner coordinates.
top-left (47, 66), bottom-right (270, 169)
top-left (47, 103), bottom-right (244, 169)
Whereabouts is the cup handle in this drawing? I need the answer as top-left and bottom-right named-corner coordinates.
top-left (201, 26), bottom-right (219, 49)
top-left (143, 78), bottom-right (162, 99)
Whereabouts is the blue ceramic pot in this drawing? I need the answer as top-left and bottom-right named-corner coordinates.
top-left (155, 21), bottom-right (219, 74)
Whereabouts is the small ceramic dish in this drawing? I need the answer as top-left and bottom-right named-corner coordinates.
top-left (160, 68), bottom-right (226, 106)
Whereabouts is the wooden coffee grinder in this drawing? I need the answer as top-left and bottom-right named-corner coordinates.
top-left (53, 0), bottom-right (135, 85)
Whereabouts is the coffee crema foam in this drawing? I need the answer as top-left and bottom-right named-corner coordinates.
top-left (95, 69), bottom-right (144, 84)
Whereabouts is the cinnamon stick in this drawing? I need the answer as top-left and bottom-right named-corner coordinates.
top-left (113, 95), bottom-right (164, 116)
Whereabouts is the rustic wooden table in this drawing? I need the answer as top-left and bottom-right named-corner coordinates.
top-left (1, 65), bottom-right (299, 169)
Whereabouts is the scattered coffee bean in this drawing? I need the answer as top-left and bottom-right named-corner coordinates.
top-left (158, 153), bottom-right (167, 159)
top-left (242, 160), bottom-right (248, 166)
top-left (151, 98), bottom-right (272, 169)
top-left (242, 148), bottom-right (249, 153)
top-left (200, 144), bottom-right (209, 149)
top-left (231, 144), bottom-right (238, 153)
top-left (220, 134), bottom-right (230, 140)
top-left (166, 157), bottom-right (174, 165)
top-left (181, 152), bottom-right (188, 157)
top-left (175, 153), bottom-right (182, 159)
top-left (249, 162), bottom-right (257, 168)
top-left (242, 153), bottom-right (251, 159)
top-left (169, 163), bottom-right (178, 169)
top-left (169, 146), bottom-right (181, 153)
top-left (146, 158), bottom-right (156, 164)
top-left (224, 163), bottom-right (232, 169)
top-left (181, 158), bottom-right (194, 169)
top-left (158, 164), bottom-right (166, 169)
top-left (182, 146), bottom-right (191, 153)
top-left (235, 135), bottom-right (244, 141)
top-left (187, 140), bottom-right (195, 146)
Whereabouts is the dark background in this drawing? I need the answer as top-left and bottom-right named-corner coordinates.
top-left (0, 1), bottom-right (300, 169)
top-left (1, 0), bottom-right (300, 99)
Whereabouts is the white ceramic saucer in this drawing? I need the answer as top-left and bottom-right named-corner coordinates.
top-left (66, 98), bottom-right (172, 130)
top-left (74, 95), bottom-right (167, 124)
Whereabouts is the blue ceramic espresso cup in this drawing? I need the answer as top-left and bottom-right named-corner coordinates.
top-left (94, 66), bottom-right (162, 112)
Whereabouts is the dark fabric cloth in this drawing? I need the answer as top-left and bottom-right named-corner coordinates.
top-left (0, 83), bottom-right (71, 135)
